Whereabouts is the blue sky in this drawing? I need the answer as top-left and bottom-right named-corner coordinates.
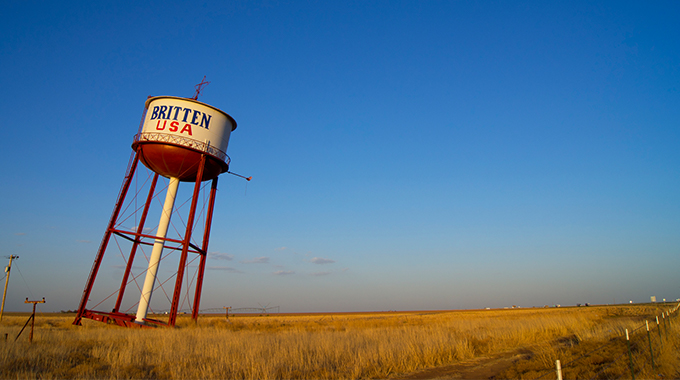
top-left (1, 1), bottom-right (679, 313)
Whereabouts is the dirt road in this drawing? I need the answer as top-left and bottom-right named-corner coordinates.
top-left (390, 348), bottom-right (533, 380)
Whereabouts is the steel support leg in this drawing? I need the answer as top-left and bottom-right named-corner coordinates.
top-left (192, 177), bottom-right (218, 321)
top-left (168, 155), bottom-right (206, 326)
top-left (113, 173), bottom-right (159, 313)
top-left (74, 151), bottom-right (140, 325)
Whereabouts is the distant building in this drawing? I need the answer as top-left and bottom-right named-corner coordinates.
top-left (651, 296), bottom-right (656, 303)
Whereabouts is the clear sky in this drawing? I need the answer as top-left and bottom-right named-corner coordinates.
top-left (1, 1), bottom-right (679, 313)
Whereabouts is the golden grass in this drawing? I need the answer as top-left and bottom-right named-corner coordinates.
top-left (0, 304), bottom-right (676, 379)
top-left (500, 305), bottom-right (680, 379)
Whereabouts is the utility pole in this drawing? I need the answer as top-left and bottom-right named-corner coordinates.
top-left (1, 255), bottom-right (19, 322)
top-left (16, 297), bottom-right (45, 343)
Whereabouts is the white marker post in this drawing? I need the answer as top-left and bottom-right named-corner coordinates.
top-left (646, 320), bottom-right (656, 370)
top-left (625, 329), bottom-right (635, 380)
top-left (135, 177), bottom-right (180, 323)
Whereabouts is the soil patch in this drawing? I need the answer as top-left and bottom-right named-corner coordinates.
top-left (390, 348), bottom-right (532, 380)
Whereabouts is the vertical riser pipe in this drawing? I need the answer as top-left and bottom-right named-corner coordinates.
top-left (135, 177), bottom-right (180, 323)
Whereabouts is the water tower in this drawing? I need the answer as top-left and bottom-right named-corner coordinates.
top-left (74, 84), bottom-right (243, 327)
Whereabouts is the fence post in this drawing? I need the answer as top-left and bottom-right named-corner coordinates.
top-left (656, 316), bottom-right (663, 344)
top-left (663, 313), bottom-right (669, 339)
top-left (555, 360), bottom-right (563, 380)
top-left (626, 329), bottom-right (636, 380)
top-left (646, 320), bottom-right (656, 371)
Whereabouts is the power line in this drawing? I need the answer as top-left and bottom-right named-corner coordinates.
top-left (13, 261), bottom-right (34, 300)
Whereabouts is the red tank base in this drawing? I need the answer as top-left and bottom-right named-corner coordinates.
top-left (135, 143), bottom-right (228, 182)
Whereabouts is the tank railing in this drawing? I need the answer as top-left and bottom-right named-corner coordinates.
top-left (133, 132), bottom-right (231, 166)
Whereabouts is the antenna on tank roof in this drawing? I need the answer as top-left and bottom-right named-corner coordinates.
top-left (192, 76), bottom-right (210, 100)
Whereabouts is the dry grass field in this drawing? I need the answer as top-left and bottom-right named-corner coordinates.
top-left (0, 304), bottom-right (677, 379)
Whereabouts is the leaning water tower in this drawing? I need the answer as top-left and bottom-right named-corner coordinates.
top-left (74, 81), bottom-right (244, 327)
